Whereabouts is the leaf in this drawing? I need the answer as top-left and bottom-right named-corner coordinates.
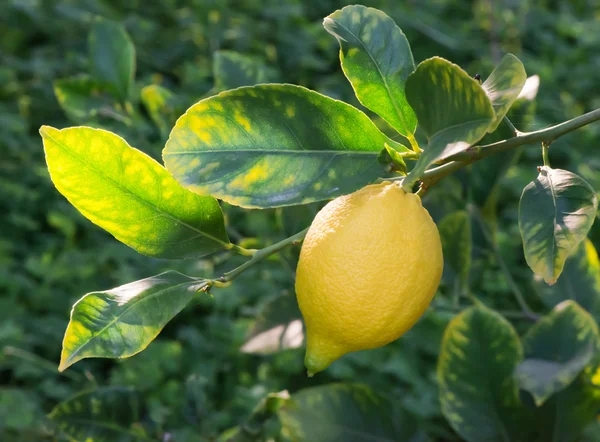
top-left (213, 50), bottom-right (279, 91)
top-left (54, 74), bottom-right (114, 122)
top-left (438, 305), bottom-right (527, 442)
top-left (403, 58), bottom-right (495, 187)
top-left (59, 271), bottom-right (203, 371)
top-left (535, 239), bottom-right (600, 322)
top-left (438, 210), bottom-right (472, 289)
top-left (49, 387), bottom-right (150, 441)
top-left (40, 125), bottom-right (230, 259)
top-left (377, 143), bottom-right (407, 174)
top-left (89, 18), bottom-right (136, 101)
top-left (278, 383), bottom-right (415, 442)
top-left (519, 167), bottom-right (598, 284)
top-left (482, 54), bottom-right (527, 132)
top-left (140, 84), bottom-right (180, 139)
top-left (241, 294), bottom-right (303, 355)
top-left (164, 84), bottom-right (407, 208)
top-left (324, 5), bottom-right (417, 138)
top-left (515, 300), bottom-right (600, 406)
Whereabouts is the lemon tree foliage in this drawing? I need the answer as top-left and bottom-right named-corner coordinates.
top-left (536, 239), bottom-right (600, 322)
top-left (278, 384), bottom-right (415, 442)
top-left (213, 50), bottom-right (279, 91)
top-left (438, 210), bottom-right (472, 291)
top-left (41, 126), bottom-right (230, 259)
top-left (515, 301), bottom-right (600, 406)
top-left (324, 5), bottom-right (417, 139)
top-left (403, 58), bottom-right (495, 188)
top-left (164, 84), bottom-right (407, 208)
top-left (519, 167), bottom-right (598, 284)
top-left (59, 271), bottom-right (205, 371)
top-left (54, 74), bottom-right (115, 122)
top-left (438, 305), bottom-right (528, 442)
top-left (49, 387), bottom-right (149, 442)
top-left (88, 18), bottom-right (136, 102)
top-left (140, 85), bottom-right (180, 140)
top-left (482, 54), bottom-right (527, 132)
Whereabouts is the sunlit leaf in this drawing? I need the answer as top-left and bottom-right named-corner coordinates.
top-left (535, 239), bottom-right (600, 322)
top-left (482, 54), bottom-right (527, 132)
top-left (278, 383), bottom-right (415, 441)
top-left (438, 210), bottom-right (471, 290)
top-left (89, 18), bottom-right (136, 102)
top-left (213, 50), bottom-right (279, 91)
top-left (59, 271), bottom-right (204, 371)
top-left (515, 301), bottom-right (599, 406)
top-left (49, 387), bottom-right (150, 441)
top-left (54, 74), bottom-right (114, 122)
top-left (324, 5), bottom-right (416, 138)
top-left (404, 58), bottom-right (494, 187)
top-left (438, 305), bottom-right (528, 442)
top-left (519, 167), bottom-right (597, 284)
top-left (40, 125), bottom-right (230, 259)
top-left (140, 84), bottom-right (180, 140)
top-left (164, 84), bottom-right (407, 208)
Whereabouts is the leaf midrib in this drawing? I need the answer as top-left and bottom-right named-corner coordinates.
top-left (43, 128), bottom-right (229, 249)
top-left (164, 148), bottom-right (381, 155)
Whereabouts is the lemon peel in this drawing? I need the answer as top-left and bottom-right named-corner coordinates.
top-left (295, 181), bottom-right (443, 375)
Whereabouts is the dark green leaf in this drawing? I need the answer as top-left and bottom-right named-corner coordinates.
top-left (213, 50), bottom-right (279, 91)
top-left (438, 305), bottom-right (527, 442)
top-left (49, 387), bottom-right (150, 441)
top-left (54, 74), bottom-right (114, 122)
top-left (278, 383), bottom-right (415, 442)
top-left (404, 58), bottom-right (494, 187)
top-left (519, 167), bottom-right (598, 284)
top-left (515, 300), bottom-right (600, 406)
top-left (536, 239), bottom-right (600, 322)
top-left (59, 271), bottom-right (203, 371)
top-left (164, 84), bottom-right (407, 208)
top-left (324, 5), bottom-right (417, 138)
top-left (482, 54), bottom-right (527, 132)
top-left (40, 125), bottom-right (230, 259)
top-left (438, 210), bottom-right (472, 289)
top-left (89, 18), bottom-right (136, 102)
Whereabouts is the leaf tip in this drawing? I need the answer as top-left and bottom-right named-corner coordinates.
top-left (39, 125), bottom-right (57, 138)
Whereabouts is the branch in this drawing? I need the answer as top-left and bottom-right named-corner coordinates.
top-left (421, 108), bottom-right (600, 187)
top-left (209, 228), bottom-right (308, 287)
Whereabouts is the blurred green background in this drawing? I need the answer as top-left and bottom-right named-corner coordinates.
top-left (1, 0), bottom-right (600, 441)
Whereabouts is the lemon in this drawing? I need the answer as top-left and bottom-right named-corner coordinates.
top-left (295, 182), bottom-right (443, 375)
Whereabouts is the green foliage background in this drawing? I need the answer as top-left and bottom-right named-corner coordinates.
top-left (1, 0), bottom-right (600, 441)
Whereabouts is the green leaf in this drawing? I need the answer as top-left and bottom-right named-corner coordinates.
top-left (164, 84), bottom-right (407, 208)
top-left (140, 84), bottom-right (180, 139)
top-left (482, 54), bottom-right (527, 132)
top-left (438, 210), bottom-right (472, 289)
top-left (278, 383), bottom-right (415, 442)
top-left (54, 74), bottom-right (114, 122)
top-left (89, 18), bottom-right (136, 101)
top-left (324, 5), bottom-right (417, 138)
top-left (49, 387), bottom-right (150, 441)
top-left (377, 143), bottom-right (407, 174)
top-left (516, 301), bottom-right (600, 406)
top-left (536, 239), bottom-right (600, 322)
top-left (40, 126), bottom-right (230, 258)
top-left (404, 58), bottom-right (495, 187)
top-left (519, 167), bottom-right (598, 284)
top-left (59, 271), bottom-right (203, 371)
top-left (213, 50), bottom-right (279, 91)
top-left (438, 305), bottom-right (527, 442)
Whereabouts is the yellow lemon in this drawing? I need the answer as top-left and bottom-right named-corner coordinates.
top-left (295, 182), bottom-right (443, 375)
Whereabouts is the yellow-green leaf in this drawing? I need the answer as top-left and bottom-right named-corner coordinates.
top-left (59, 271), bottom-right (204, 371)
top-left (324, 5), bottom-right (417, 138)
top-left (519, 167), bottom-right (598, 284)
top-left (213, 50), bottom-right (279, 91)
top-left (438, 305), bottom-right (528, 442)
top-left (40, 125), bottom-right (230, 258)
top-left (403, 58), bottom-right (494, 189)
top-left (482, 54), bottom-right (527, 132)
top-left (164, 84), bottom-right (407, 208)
